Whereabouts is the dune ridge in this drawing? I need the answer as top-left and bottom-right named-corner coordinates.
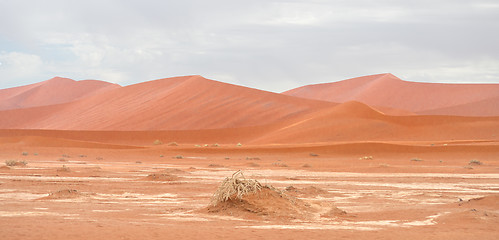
top-left (283, 73), bottom-right (499, 116)
top-left (0, 74), bottom-right (498, 146)
top-left (0, 75), bottom-right (333, 130)
top-left (0, 77), bottom-right (121, 111)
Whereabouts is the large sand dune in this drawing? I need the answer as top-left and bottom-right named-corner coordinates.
top-left (283, 73), bottom-right (499, 116)
top-left (0, 77), bottom-right (120, 111)
top-left (0, 75), bottom-right (333, 130)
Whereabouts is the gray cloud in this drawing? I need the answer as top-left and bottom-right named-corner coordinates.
top-left (0, 0), bottom-right (498, 92)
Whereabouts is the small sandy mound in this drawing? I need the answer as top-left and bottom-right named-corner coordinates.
top-left (39, 189), bottom-right (83, 200)
top-left (143, 173), bottom-right (179, 181)
top-left (320, 206), bottom-right (348, 218)
top-left (160, 168), bottom-right (187, 174)
top-left (459, 194), bottom-right (499, 209)
top-left (285, 186), bottom-right (328, 197)
top-left (206, 171), bottom-right (314, 220)
top-left (0, 165), bottom-right (11, 170)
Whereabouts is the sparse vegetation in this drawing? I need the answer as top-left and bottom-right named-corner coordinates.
top-left (246, 157), bottom-right (261, 160)
top-left (174, 155), bottom-right (184, 159)
top-left (5, 160), bottom-right (27, 167)
top-left (210, 170), bottom-right (263, 206)
top-left (62, 154), bottom-right (70, 158)
top-left (309, 153), bottom-right (319, 157)
top-left (411, 158), bottom-right (423, 162)
top-left (57, 165), bottom-right (71, 172)
top-left (272, 162), bottom-right (288, 167)
top-left (167, 142), bottom-right (178, 146)
top-left (79, 155), bottom-right (87, 158)
top-left (469, 159), bottom-right (482, 166)
top-left (153, 139), bottom-right (163, 145)
top-left (211, 143), bottom-right (219, 147)
top-left (208, 164), bottom-right (224, 168)
top-left (236, 143), bottom-right (242, 147)
top-left (22, 152), bottom-right (28, 156)
top-left (359, 156), bottom-right (373, 160)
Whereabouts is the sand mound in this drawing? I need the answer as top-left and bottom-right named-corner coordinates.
top-left (39, 189), bottom-right (83, 200)
top-left (285, 186), bottom-right (328, 197)
top-left (459, 195), bottom-right (499, 209)
top-left (143, 173), bottom-right (179, 181)
top-left (320, 206), bottom-right (348, 218)
top-left (206, 171), bottom-right (313, 220)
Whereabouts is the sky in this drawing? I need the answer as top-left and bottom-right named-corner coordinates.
top-left (1, 0), bottom-right (499, 92)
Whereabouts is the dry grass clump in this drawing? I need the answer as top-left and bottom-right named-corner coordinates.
top-left (153, 139), bottom-right (163, 145)
top-left (145, 173), bottom-right (179, 181)
top-left (167, 142), bottom-right (178, 146)
top-left (207, 171), bottom-right (317, 220)
top-left (57, 165), bottom-right (71, 172)
top-left (5, 160), bottom-right (27, 167)
top-left (210, 170), bottom-right (262, 206)
top-left (469, 159), bottom-right (482, 165)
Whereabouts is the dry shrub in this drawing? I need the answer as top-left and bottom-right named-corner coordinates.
top-left (144, 173), bottom-right (179, 181)
top-left (5, 160), bottom-right (27, 167)
top-left (167, 142), bottom-right (178, 146)
top-left (153, 139), bottom-right (163, 145)
top-left (207, 171), bottom-right (314, 220)
top-left (57, 165), bottom-right (71, 172)
top-left (210, 170), bottom-right (262, 206)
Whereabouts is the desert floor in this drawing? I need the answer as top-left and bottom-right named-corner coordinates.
top-left (1, 140), bottom-right (498, 240)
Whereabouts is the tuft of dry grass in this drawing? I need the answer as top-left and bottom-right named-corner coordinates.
top-left (210, 170), bottom-right (262, 206)
top-left (5, 160), bottom-right (27, 167)
top-left (153, 139), bottom-right (163, 145)
top-left (469, 159), bottom-right (482, 165)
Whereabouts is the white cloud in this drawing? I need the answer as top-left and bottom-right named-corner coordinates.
top-left (0, 0), bottom-right (498, 91)
top-left (0, 52), bottom-right (44, 86)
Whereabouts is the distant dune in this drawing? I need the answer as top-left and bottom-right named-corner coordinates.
top-left (0, 77), bottom-right (121, 111)
top-left (0, 74), bottom-right (497, 145)
top-left (283, 73), bottom-right (499, 116)
top-left (0, 75), bottom-right (332, 130)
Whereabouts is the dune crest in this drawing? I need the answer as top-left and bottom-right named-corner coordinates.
top-left (0, 77), bottom-right (121, 110)
top-left (283, 73), bottom-right (499, 116)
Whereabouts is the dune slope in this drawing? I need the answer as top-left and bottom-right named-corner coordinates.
top-left (283, 73), bottom-right (499, 116)
top-left (0, 77), bottom-right (121, 110)
top-left (0, 75), bottom-right (333, 130)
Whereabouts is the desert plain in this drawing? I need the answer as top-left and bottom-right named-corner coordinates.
top-left (1, 73), bottom-right (498, 239)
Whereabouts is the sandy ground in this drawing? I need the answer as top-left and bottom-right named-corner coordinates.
top-left (1, 142), bottom-right (498, 240)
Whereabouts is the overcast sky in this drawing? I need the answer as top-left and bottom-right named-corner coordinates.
top-left (1, 0), bottom-right (498, 92)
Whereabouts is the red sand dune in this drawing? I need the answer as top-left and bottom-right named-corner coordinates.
top-left (0, 75), bottom-right (333, 130)
top-left (283, 73), bottom-right (499, 116)
top-left (0, 77), bottom-right (121, 111)
top-left (250, 101), bottom-right (499, 144)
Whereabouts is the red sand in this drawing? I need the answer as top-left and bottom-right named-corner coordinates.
top-left (283, 73), bottom-right (499, 116)
top-left (0, 74), bottom-right (498, 239)
top-left (0, 77), bottom-right (120, 111)
top-left (0, 76), bottom-right (332, 130)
